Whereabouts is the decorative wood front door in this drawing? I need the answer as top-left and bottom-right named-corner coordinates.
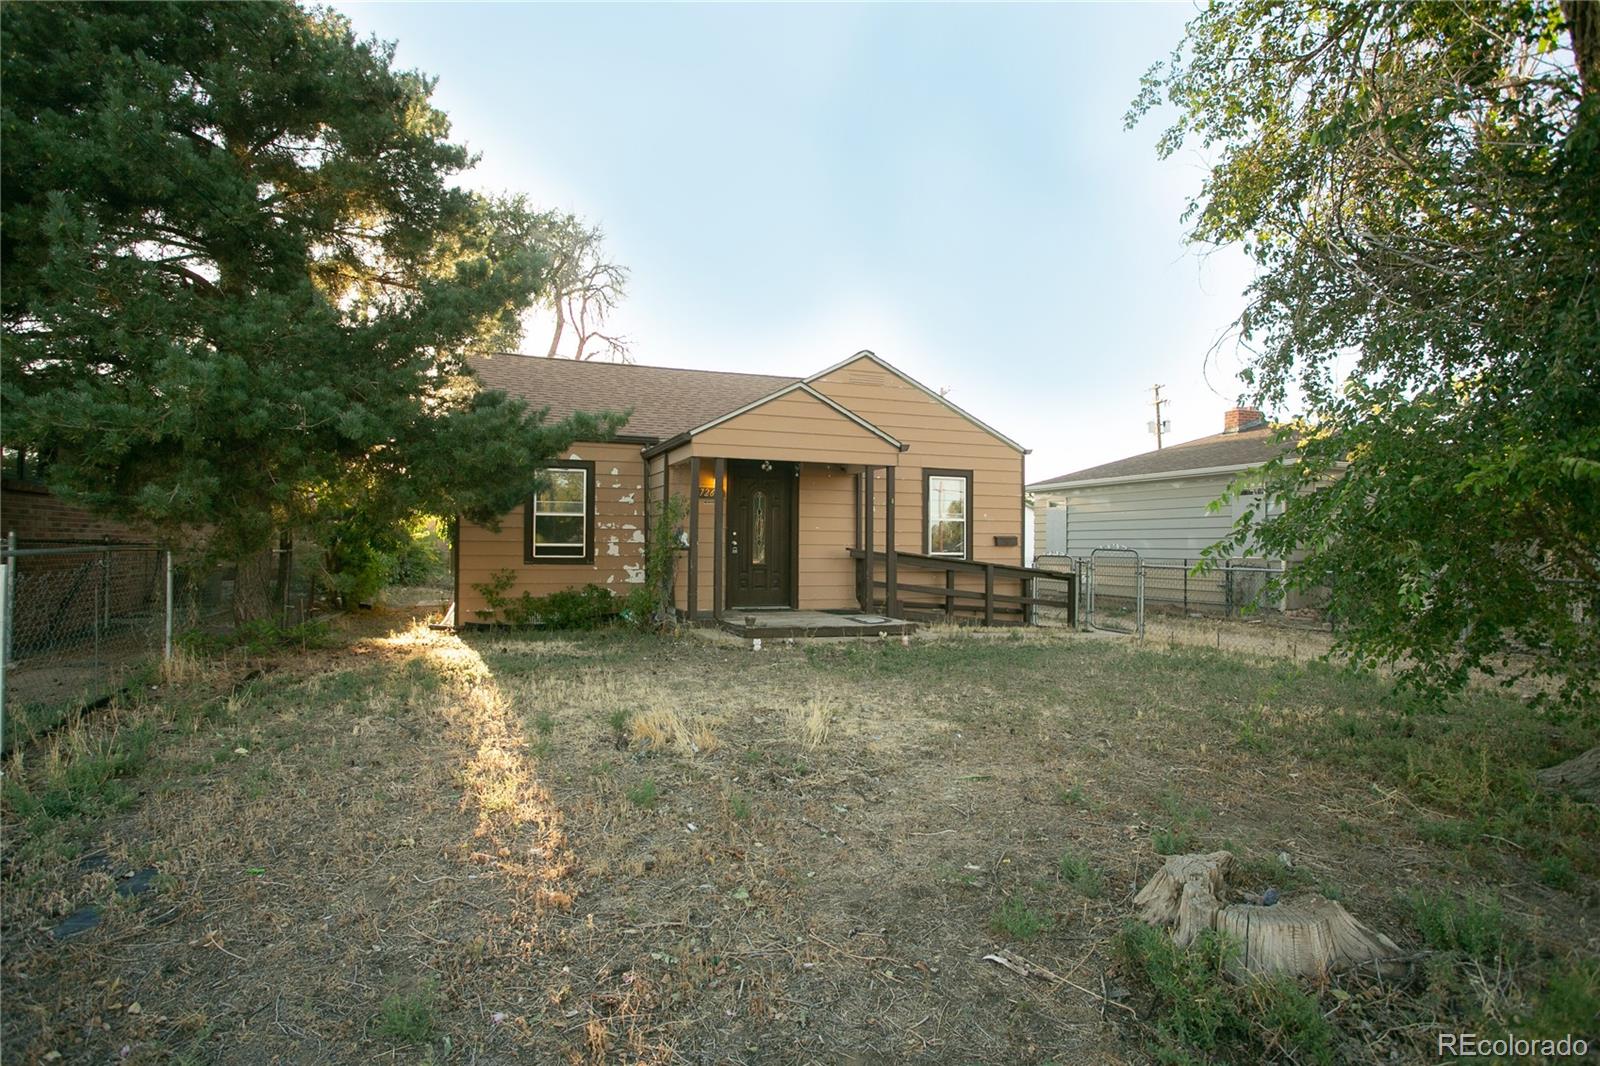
top-left (726, 461), bottom-right (795, 608)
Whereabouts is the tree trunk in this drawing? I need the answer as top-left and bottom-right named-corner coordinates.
top-left (1563, 0), bottom-right (1599, 95)
top-left (545, 297), bottom-right (565, 357)
top-left (271, 530), bottom-right (292, 618)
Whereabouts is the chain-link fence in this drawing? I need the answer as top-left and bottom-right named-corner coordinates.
top-left (1033, 554), bottom-right (1334, 632)
top-left (0, 530), bottom-right (431, 752)
top-left (1086, 547), bottom-right (1143, 635)
top-left (1, 542), bottom-right (172, 751)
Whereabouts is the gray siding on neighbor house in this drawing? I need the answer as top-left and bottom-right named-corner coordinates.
top-left (1035, 473), bottom-right (1254, 561)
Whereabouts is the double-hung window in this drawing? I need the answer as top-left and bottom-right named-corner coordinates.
top-left (924, 470), bottom-right (971, 559)
top-left (524, 462), bottom-right (595, 563)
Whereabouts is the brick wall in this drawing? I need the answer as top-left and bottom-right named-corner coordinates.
top-left (1, 480), bottom-right (155, 547)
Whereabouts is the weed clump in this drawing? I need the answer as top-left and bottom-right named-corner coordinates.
top-left (1057, 850), bottom-right (1104, 898)
top-left (1117, 923), bottom-right (1335, 1065)
top-left (989, 896), bottom-right (1051, 941)
top-left (1408, 891), bottom-right (1520, 964)
top-left (473, 572), bottom-right (615, 628)
top-left (627, 778), bottom-right (658, 809)
top-left (375, 985), bottom-right (435, 1043)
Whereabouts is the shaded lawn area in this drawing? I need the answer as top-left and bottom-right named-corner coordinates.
top-left (2, 616), bottom-right (1596, 1064)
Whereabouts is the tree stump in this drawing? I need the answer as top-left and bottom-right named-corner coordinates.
top-left (1133, 851), bottom-right (1233, 948)
top-left (1216, 896), bottom-right (1402, 977)
top-left (1538, 746), bottom-right (1600, 805)
top-left (1135, 852), bottom-right (1402, 978)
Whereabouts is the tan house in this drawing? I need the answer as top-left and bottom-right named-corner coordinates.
top-left (455, 350), bottom-right (1072, 634)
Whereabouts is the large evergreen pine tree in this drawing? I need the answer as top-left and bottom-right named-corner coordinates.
top-left (1, 2), bottom-right (621, 609)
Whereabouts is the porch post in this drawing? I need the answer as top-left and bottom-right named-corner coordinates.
top-left (863, 467), bottom-right (875, 611)
top-left (712, 456), bottom-right (726, 621)
top-left (884, 466), bottom-right (898, 618)
top-left (852, 472), bottom-right (863, 610)
top-left (687, 455), bottom-right (700, 620)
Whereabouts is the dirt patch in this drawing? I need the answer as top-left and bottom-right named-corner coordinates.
top-left (3, 617), bottom-right (1594, 1063)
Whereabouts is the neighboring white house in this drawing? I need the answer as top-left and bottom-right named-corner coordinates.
top-left (1029, 403), bottom-right (1297, 557)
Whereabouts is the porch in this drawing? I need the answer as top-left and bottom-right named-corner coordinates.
top-left (662, 452), bottom-right (1075, 629)
top-left (641, 376), bottom-right (1074, 628)
top-left (669, 453), bottom-right (902, 623)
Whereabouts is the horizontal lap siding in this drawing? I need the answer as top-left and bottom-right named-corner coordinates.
top-left (797, 465), bottom-right (857, 610)
top-left (457, 442), bottom-right (647, 622)
top-left (668, 388), bottom-right (892, 615)
top-left (689, 390), bottom-right (900, 464)
top-left (810, 359), bottom-right (1026, 605)
top-left (1033, 502), bottom-right (1054, 564)
top-left (1042, 476), bottom-right (1246, 560)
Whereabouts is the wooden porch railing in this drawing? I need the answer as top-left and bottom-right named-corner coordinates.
top-left (848, 548), bottom-right (1076, 626)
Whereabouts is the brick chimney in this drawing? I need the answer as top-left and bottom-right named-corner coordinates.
top-left (1223, 407), bottom-right (1265, 434)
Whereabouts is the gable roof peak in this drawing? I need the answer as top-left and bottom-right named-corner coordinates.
top-left (806, 350), bottom-right (1028, 454)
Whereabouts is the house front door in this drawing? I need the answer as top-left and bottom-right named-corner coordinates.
top-left (726, 461), bottom-right (795, 608)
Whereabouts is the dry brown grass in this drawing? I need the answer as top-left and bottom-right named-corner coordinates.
top-left (786, 691), bottom-right (838, 751)
top-left (626, 701), bottom-right (720, 754)
top-left (2, 612), bottom-right (1593, 1065)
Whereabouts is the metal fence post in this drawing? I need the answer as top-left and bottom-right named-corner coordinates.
top-left (1136, 559), bottom-right (1146, 639)
top-left (3, 531), bottom-right (14, 665)
top-left (1084, 557), bottom-right (1094, 627)
top-left (164, 550), bottom-right (174, 662)
top-left (1077, 558), bottom-right (1087, 629)
top-left (93, 554), bottom-right (102, 677)
top-left (1, 558), bottom-right (8, 747)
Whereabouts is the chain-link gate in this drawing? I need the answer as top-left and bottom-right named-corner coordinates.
top-left (1087, 546), bottom-right (1143, 636)
top-left (1, 542), bottom-right (172, 752)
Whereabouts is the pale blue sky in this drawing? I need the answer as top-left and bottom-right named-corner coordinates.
top-left (336, 1), bottom-right (1255, 483)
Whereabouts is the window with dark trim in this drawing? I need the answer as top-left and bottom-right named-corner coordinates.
top-left (524, 461), bottom-right (596, 564)
top-left (923, 469), bottom-right (972, 559)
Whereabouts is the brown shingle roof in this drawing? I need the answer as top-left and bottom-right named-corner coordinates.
top-left (468, 354), bottom-right (799, 442)
top-left (1028, 425), bottom-right (1288, 488)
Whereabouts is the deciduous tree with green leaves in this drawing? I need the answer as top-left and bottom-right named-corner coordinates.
top-left (0, 2), bottom-right (623, 615)
top-left (1133, 1), bottom-right (1599, 707)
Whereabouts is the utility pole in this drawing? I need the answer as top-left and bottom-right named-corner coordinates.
top-left (1149, 384), bottom-right (1170, 449)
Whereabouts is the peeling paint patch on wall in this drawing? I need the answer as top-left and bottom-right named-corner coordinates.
top-left (623, 564), bottom-right (645, 584)
top-left (619, 493), bottom-right (636, 504)
top-left (457, 440), bottom-right (649, 621)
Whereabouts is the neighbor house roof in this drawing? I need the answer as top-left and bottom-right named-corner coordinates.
top-left (1028, 425), bottom-right (1289, 491)
top-left (468, 354), bottom-right (799, 442)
